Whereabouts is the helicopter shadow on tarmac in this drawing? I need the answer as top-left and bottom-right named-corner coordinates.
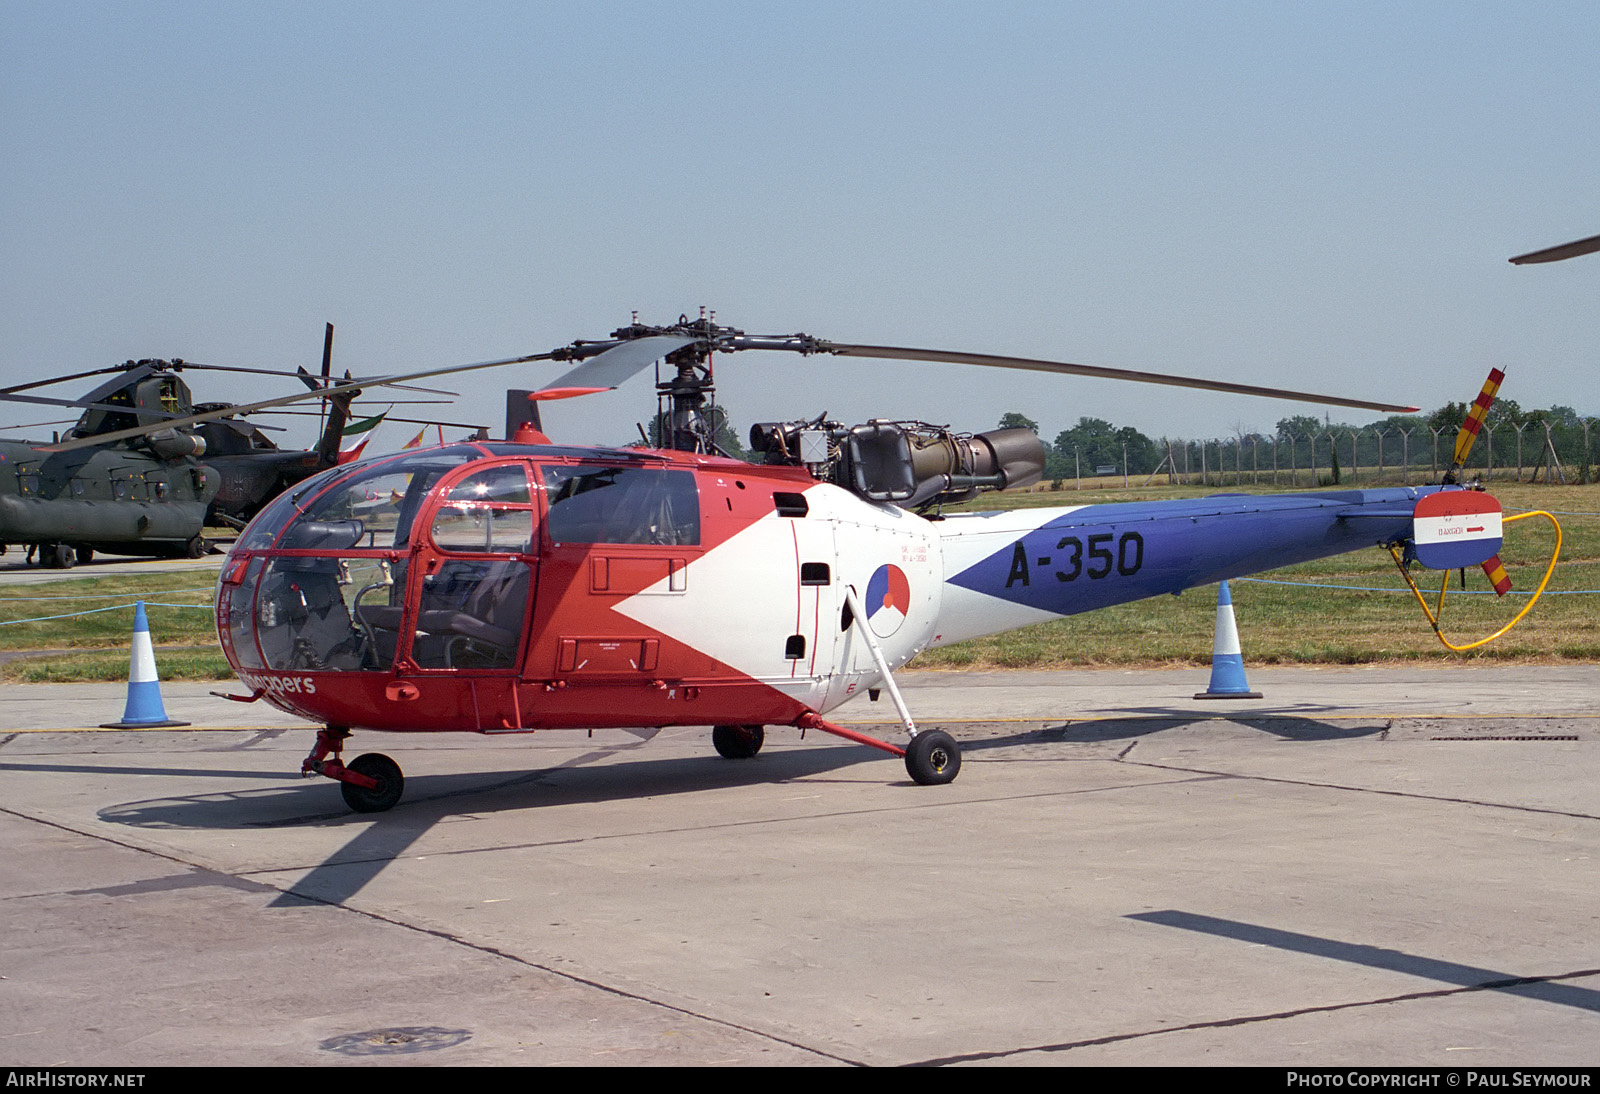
top-left (94, 738), bottom-right (882, 833)
top-left (86, 715), bottom-right (1385, 907)
top-left (92, 739), bottom-right (892, 907)
top-left (953, 712), bottom-right (1390, 754)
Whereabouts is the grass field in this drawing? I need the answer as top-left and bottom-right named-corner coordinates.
top-left (0, 481), bottom-right (1594, 681)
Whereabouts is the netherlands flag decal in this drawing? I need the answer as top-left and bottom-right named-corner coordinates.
top-left (866, 563), bottom-right (911, 638)
top-left (1412, 492), bottom-right (1503, 570)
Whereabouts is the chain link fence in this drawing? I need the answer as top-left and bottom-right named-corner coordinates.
top-left (1050, 419), bottom-right (1599, 488)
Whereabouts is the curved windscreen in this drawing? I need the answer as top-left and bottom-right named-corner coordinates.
top-left (219, 446), bottom-right (537, 675)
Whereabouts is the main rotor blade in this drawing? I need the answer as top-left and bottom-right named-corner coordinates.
top-left (0, 417), bottom-right (79, 432)
top-left (0, 389), bottom-right (181, 420)
top-left (0, 365), bottom-right (135, 396)
top-left (37, 349), bottom-right (559, 453)
top-left (1509, 232), bottom-right (1600, 265)
top-left (813, 342), bottom-right (1421, 414)
top-left (541, 335), bottom-right (698, 392)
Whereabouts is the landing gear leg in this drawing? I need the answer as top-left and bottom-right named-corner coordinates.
top-left (834, 583), bottom-right (963, 786)
top-left (302, 727), bottom-right (405, 813)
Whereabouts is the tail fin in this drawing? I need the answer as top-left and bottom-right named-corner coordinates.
top-left (308, 324), bottom-right (363, 467)
top-left (1411, 491), bottom-right (1505, 577)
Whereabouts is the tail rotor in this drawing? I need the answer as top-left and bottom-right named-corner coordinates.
top-left (1443, 367), bottom-right (1504, 484)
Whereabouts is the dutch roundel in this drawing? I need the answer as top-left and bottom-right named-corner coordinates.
top-left (866, 563), bottom-right (911, 638)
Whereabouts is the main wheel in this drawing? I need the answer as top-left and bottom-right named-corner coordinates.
top-left (48, 543), bottom-right (75, 569)
top-left (184, 535), bottom-right (209, 559)
top-left (712, 724), bottom-right (765, 759)
top-left (340, 753), bottom-right (404, 813)
top-left (905, 730), bottom-right (961, 785)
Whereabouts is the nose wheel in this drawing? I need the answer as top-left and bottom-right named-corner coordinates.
top-left (340, 753), bottom-right (405, 813)
top-left (302, 728), bottom-right (405, 813)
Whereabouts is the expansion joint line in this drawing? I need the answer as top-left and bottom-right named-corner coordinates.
top-left (910, 965), bottom-right (1600, 1065)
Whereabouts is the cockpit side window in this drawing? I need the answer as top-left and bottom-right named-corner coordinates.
top-left (541, 465), bottom-right (700, 546)
top-left (430, 463), bottom-right (535, 554)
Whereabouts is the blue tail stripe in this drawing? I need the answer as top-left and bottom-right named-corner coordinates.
top-left (949, 487), bottom-right (1443, 618)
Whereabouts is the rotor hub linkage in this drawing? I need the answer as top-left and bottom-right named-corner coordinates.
top-left (545, 316), bottom-right (831, 455)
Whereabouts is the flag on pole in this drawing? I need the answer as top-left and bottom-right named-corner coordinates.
top-left (401, 424), bottom-right (446, 449)
top-left (338, 411), bottom-right (387, 463)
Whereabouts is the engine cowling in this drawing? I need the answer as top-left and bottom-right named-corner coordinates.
top-left (750, 419), bottom-right (1046, 509)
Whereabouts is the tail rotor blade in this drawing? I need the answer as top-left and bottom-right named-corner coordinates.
top-left (1447, 367), bottom-right (1505, 480)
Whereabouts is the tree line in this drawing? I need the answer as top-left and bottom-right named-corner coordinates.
top-left (998, 402), bottom-right (1600, 485)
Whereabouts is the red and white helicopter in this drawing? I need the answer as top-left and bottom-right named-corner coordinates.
top-left (197, 316), bottom-right (1548, 811)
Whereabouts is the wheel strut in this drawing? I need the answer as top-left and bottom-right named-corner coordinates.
top-left (301, 727), bottom-right (406, 812)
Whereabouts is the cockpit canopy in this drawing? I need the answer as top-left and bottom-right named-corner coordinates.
top-left (219, 443), bottom-right (702, 678)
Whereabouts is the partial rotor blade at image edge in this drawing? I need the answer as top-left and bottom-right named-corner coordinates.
top-left (815, 343), bottom-right (1421, 414)
top-left (1509, 232), bottom-right (1600, 265)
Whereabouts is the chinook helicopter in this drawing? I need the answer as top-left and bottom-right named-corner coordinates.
top-left (0, 326), bottom-right (364, 566)
top-left (192, 315), bottom-right (1557, 813)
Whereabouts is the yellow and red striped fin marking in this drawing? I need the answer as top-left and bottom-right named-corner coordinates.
top-left (1452, 367), bottom-right (1505, 467)
top-left (1481, 553), bottom-right (1512, 596)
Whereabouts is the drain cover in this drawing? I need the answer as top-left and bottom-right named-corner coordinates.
top-left (320, 1026), bottom-right (472, 1056)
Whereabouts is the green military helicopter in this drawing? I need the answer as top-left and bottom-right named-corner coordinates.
top-left (0, 327), bottom-right (356, 568)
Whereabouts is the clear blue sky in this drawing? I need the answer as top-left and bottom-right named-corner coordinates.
top-left (3, 1), bottom-right (1595, 450)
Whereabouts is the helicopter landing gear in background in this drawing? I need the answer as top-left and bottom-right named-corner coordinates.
top-left (712, 724), bottom-right (765, 759)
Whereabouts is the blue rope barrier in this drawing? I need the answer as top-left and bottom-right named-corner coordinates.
top-left (0, 587), bottom-right (214, 602)
top-left (0, 601), bottom-right (211, 626)
top-left (1235, 577), bottom-right (1597, 596)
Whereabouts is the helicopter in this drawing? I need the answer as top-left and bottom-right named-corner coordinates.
top-left (193, 315), bottom-right (1554, 813)
top-left (0, 326), bottom-right (375, 567)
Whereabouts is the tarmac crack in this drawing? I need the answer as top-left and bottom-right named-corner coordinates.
top-left (907, 965), bottom-right (1600, 1065)
top-left (233, 773), bottom-right (1216, 874)
top-left (0, 804), bottom-right (865, 1066)
top-left (1118, 758), bottom-right (1600, 822)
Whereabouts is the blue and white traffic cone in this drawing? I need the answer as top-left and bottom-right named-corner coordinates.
top-left (1194, 580), bottom-right (1263, 700)
top-left (101, 601), bottom-right (189, 729)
